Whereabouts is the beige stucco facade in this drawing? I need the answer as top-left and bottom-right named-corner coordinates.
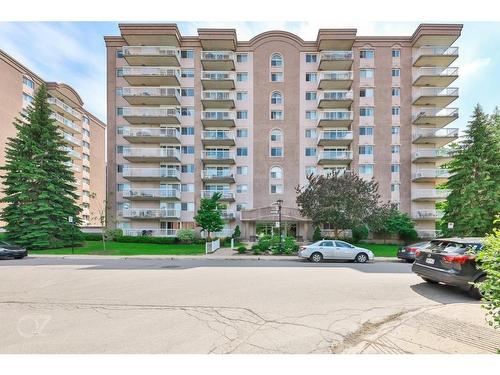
top-left (105, 23), bottom-right (462, 240)
top-left (0, 49), bottom-right (106, 228)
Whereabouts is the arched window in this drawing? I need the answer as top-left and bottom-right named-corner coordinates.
top-left (270, 166), bottom-right (283, 179)
top-left (271, 53), bottom-right (283, 67)
top-left (270, 129), bottom-right (282, 142)
top-left (270, 91), bottom-right (283, 105)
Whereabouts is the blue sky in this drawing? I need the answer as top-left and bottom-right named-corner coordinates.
top-left (0, 21), bottom-right (498, 130)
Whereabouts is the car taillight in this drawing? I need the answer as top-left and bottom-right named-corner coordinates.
top-left (407, 247), bottom-right (417, 252)
top-left (415, 250), bottom-right (421, 257)
top-left (441, 254), bottom-right (475, 264)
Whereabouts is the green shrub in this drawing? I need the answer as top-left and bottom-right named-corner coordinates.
top-left (283, 236), bottom-right (298, 255)
top-left (258, 235), bottom-right (272, 252)
top-left (352, 225), bottom-right (369, 243)
top-left (116, 235), bottom-right (176, 244)
top-left (312, 226), bottom-right (322, 241)
top-left (232, 225), bottom-right (241, 240)
top-left (104, 228), bottom-right (123, 241)
top-left (177, 228), bottom-right (196, 243)
top-left (236, 245), bottom-right (247, 254)
top-left (82, 233), bottom-right (103, 241)
top-left (252, 247), bottom-right (262, 255)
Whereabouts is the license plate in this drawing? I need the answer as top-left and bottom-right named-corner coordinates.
top-left (425, 258), bottom-right (435, 265)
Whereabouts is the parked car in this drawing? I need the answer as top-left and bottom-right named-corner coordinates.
top-left (298, 240), bottom-right (374, 263)
top-left (411, 237), bottom-right (485, 299)
top-left (0, 241), bottom-right (28, 259)
top-left (397, 241), bottom-right (431, 263)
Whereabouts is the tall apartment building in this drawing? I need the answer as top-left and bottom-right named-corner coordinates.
top-left (105, 23), bottom-right (462, 240)
top-left (0, 49), bottom-right (106, 227)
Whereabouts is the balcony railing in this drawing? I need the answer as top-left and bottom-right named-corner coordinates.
top-left (201, 130), bottom-right (235, 141)
top-left (319, 71), bottom-right (354, 81)
top-left (202, 91), bottom-right (235, 101)
top-left (319, 91), bottom-right (354, 101)
top-left (412, 107), bottom-right (458, 121)
top-left (121, 67), bottom-right (180, 78)
top-left (417, 230), bottom-right (442, 239)
top-left (412, 149), bottom-right (453, 160)
top-left (47, 97), bottom-right (82, 120)
top-left (201, 190), bottom-right (235, 200)
top-left (320, 51), bottom-right (353, 61)
top-left (123, 168), bottom-right (181, 180)
top-left (201, 51), bottom-right (235, 61)
top-left (412, 189), bottom-right (451, 200)
top-left (412, 209), bottom-right (444, 220)
top-left (122, 107), bottom-right (180, 119)
top-left (413, 67), bottom-right (458, 82)
top-left (414, 87), bottom-right (459, 99)
top-left (201, 111), bottom-right (236, 121)
top-left (123, 148), bottom-right (181, 159)
top-left (122, 229), bottom-right (178, 237)
top-left (318, 151), bottom-right (353, 161)
top-left (219, 210), bottom-right (236, 220)
top-left (122, 46), bottom-right (180, 57)
top-left (412, 169), bottom-right (452, 180)
top-left (60, 131), bottom-right (81, 146)
top-left (413, 46), bottom-right (459, 61)
top-left (320, 111), bottom-right (353, 121)
top-left (413, 128), bottom-right (459, 140)
top-left (201, 150), bottom-right (235, 160)
top-left (201, 71), bottom-right (235, 81)
top-left (122, 127), bottom-right (180, 139)
top-left (64, 161), bottom-right (81, 172)
top-left (50, 112), bottom-right (81, 133)
top-left (61, 146), bottom-right (81, 159)
top-left (201, 169), bottom-right (234, 179)
top-left (122, 208), bottom-right (181, 219)
top-left (123, 189), bottom-right (181, 200)
top-left (318, 130), bottom-right (353, 141)
top-left (121, 87), bottom-right (180, 100)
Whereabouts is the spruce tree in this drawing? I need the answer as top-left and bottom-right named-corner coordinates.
top-left (441, 104), bottom-right (500, 237)
top-left (1, 84), bottom-right (83, 249)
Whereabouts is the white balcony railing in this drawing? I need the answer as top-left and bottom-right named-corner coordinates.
top-left (202, 91), bottom-right (235, 101)
top-left (412, 107), bottom-right (458, 121)
top-left (121, 87), bottom-right (180, 100)
top-left (413, 46), bottom-right (459, 62)
top-left (122, 46), bottom-right (180, 57)
top-left (201, 190), bottom-right (235, 200)
top-left (412, 189), bottom-right (451, 200)
top-left (60, 131), bottom-right (81, 146)
top-left (320, 51), bottom-right (353, 61)
top-left (123, 189), bottom-right (181, 200)
top-left (47, 97), bottom-right (82, 120)
top-left (412, 169), bottom-right (452, 180)
top-left (414, 87), bottom-right (459, 99)
top-left (122, 208), bottom-right (181, 219)
top-left (318, 151), bottom-right (353, 161)
top-left (50, 112), bottom-right (81, 133)
top-left (201, 169), bottom-right (235, 179)
top-left (412, 149), bottom-right (453, 160)
top-left (219, 210), bottom-right (236, 220)
top-left (412, 209), bottom-right (445, 220)
top-left (201, 51), bottom-right (235, 61)
top-left (318, 130), bottom-right (353, 141)
top-left (121, 67), bottom-right (180, 78)
top-left (320, 111), bottom-right (354, 121)
top-left (201, 130), bottom-right (235, 141)
top-left (201, 150), bottom-right (235, 160)
top-left (319, 90), bottom-right (354, 101)
top-left (201, 71), bottom-right (235, 81)
top-left (413, 128), bottom-right (459, 140)
top-left (61, 146), bottom-right (81, 159)
top-left (122, 107), bottom-right (180, 118)
top-left (123, 168), bottom-right (181, 180)
top-left (201, 111), bottom-right (236, 121)
top-left (417, 230), bottom-right (442, 239)
top-left (123, 148), bottom-right (181, 159)
top-left (122, 127), bottom-right (180, 139)
top-left (320, 71), bottom-right (354, 81)
top-left (64, 161), bottom-right (81, 173)
top-left (122, 229), bottom-right (178, 237)
top-left (414, 67), bottom-right (458, 80)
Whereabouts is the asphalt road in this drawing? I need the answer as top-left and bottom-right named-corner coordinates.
top-left (0, 256), bottom-right (498, 354)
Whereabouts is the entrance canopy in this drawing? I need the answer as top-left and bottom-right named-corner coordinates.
top-left (240, 206), bottom-right (310, 222)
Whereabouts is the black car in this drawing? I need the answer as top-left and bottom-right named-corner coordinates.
top-left (397, 241), bottom-right (430, 262)
top-left (412, 237), bottom-right (485, 299)
top-left (0, 241), bottom-right (28, 259)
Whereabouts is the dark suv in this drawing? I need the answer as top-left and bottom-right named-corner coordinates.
top-left (411, 237), bottom-right (485, 299)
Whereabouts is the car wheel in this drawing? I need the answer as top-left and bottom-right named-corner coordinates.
top-left (355, 252), bottom-right (368, 263)
top-left (310, 252), bottom-right (323, 263)
top-left (468, 276), bottom-right (486, 300)
top-left (421, 277), bottom-right (437, 284)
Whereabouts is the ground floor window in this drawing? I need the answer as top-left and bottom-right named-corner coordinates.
top-left (255, 222), bottom-right (297, 238)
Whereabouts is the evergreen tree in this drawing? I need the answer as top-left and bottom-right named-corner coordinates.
top-left (0, 84), bottom-right (83, 249)
top-left (441, 104), bottom-right (500, 237)
top-left (194, 192), bottom-right (224, 240)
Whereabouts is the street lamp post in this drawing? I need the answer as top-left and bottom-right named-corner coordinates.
top-left (276, 199), bottom-right (283, 253)
top-left (68, 216), bottom-right (74, 254)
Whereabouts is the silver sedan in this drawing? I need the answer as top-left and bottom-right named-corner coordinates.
top-left (298, 240), bottom-right (374, 263)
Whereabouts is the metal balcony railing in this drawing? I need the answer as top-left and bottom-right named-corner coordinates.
top-left (201, 190), bottom-right (235, 200)
top-left (318, 130), bottom-right (353, 141)
top-left (201, 51), bottom-right (235, 60)
top-left (123, 148), bottom-right (181, 159)
top-left (122, 127), bottom-right (180, 139)
top-left (201, 169), bottom-right (234, 179)
top-left (61, 146), bottom-right (81, 159)
top-left (412, 189), bottom-right (451, 200)
top-left (413, 46), bottom-right (458, 62)
top-left (202, 91), bottom-right (235, 101)
top-left (201, 111), bottom-right (236, 121)
top-left (122, 46), bottom-right (180, 57)
top-left (122, 228), bottom-right (178, 237)
top-left (413, 128), bottom-right (459, 140)
top-left (122, 208), bottom-right (181, 219)
top-left (50, 112), bottom-right (81, 133)
top-left (412, 169), bottom-right (452, 180)
top-left (219, 210), bottom-right (236, 220)
top-left (122, 168), bottom-right (181, 180)
top-left (318, 151), bottom-right (353, 161)
top-left (320, 51), bottom-right (353, 61)
top-left (121, 87), bottom-right (180, 100)
top-left (60, 131), bottom-right (81, 146)
top-left (412, 149), bottom-right (453, 159)
top-left (412, 107), bottom-right (458, 121)
top-left (122, 107), bottom-right (180, 118)
top-left (201, 71), bottom-right (235, 80)
top-left (201, 150), bottom-right (235, 160)
top-left (47, 97), bottom-right (82, 120)
top-left (320, 111), bottom-right (353, 121)
top-left (319, 91), bottom-right (354, 101)
top-left (412, 209), bottom-right (445, 220)
top-left (417, 230), bottom-right (442, 239)
top-left (414, 67), bottom-right (458, 80)
top-left (201, 130), bottom-right (235, 141)
top-left (123, 189), bottom-right (181, 200)
top-left (319, 71), bottom-right (354, 81)
top-left (121, 67), bottom-right (181, 78)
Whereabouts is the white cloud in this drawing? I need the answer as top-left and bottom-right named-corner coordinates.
top-left (459, 57), bottom-right (491, 80)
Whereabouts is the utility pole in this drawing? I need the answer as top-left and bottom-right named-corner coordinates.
top-left (68, 216), bottom-right (74, 254)
top-left (277, 199), bottom-right (283, 253)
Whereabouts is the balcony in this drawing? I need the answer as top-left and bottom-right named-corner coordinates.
top-left (122, 208), bottom-right (181, 219)
top-left (416, 229), bottom-right (442, 239)
top-left (412, 209), bottom-right (445, 220)
top-left (413, 46), bottom-right (458, 67)
top-left (50, 112), bottom-right (81, 133)
top-left (318, 110), bottom-right (353, 127)
top-left (412, 128), bottom-right (459, 146)
top-left (47, 97), bottom-right (82, 121)
top-left (60, 131), bottom-right (81, 147)
top-left (121, 67), bottom-right (180, 86)
top-left (61, 146), bottom-right (81, 160)
top-left (413, 87), bottom-right (459, 107)
top-left (318, 71), bottom-right (353, 90)
top-left (123, 188), bottom-right (181, 201)
top-left (317, 150), bottom-right (353, 165)
top-left (201, 51), bottom-right (235, 71)
top-left (122, 127), bottom-right (181, 143)
top-left (201, 91), bottom-right (235, 109)
top-left (412, 148), bottom-right (453, 163)
top-left (123, 148), bottom-right (181, 163)
top-left (201, 111), bottom-right (236, 127)
top-left (412, 107), bottom-right (458, 127)
top-left (201, 150), bottom-right (236, 164)
top-left (318, 51), bottom-right (353, 70)
top-left (65, 161), bottom-right (80, 173)
top-left (219, 210), bottom-right (236, 220)
top-left (123, 167), bottom-right (181, 182)
top-left (317, 90), bottom-right (353, 109)
top-left (122, 107), bottom-right (180, 125)
top-left (122, 228), bottom-right (178, 237)
top-left (317, 130), bottom-right (353, 146)
top-left (201, 169), bottom-right (235, 183)
top-left (201, 71), bottom-right (235, 90)
top-left (122, 46), bottom-right (180, 66)
top-left (201, 130), bottom-right (235, 146)
top-left (122, 87), bottom-right (180, 106)
top-left (412, 169), bottom-right (452, 183)
top-left (413, 67), bottom-right (458, 87)
top-left (412, 189), bottom-right (451, 202)
top-left (201, 190), bottom-right (235, 201)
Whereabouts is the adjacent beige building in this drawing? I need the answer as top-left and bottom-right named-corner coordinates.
top-left (105, 23), bottom-right (462, 240)
top-left (0, 49), bottom-right (106, 228)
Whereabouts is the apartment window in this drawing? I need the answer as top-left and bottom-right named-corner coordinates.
top-left (237, 166), bottom-right (248, 175)
top-left (305, 91), bottom-right (317, 101)
top-left (236, 53), bottom-right (248, 63)
top-left (82, 129), bottom-right (90, 137)
top-left (22, 76), bottom-right (34, 89)
top-left (83, 116), bottom-right (90, 125)
top-left (116, 50), bottom-right (124, 58)
top-left (392, 87), bottom-right (400, 96)
top-left (392, 106), bottom-right (400, 115)
top-left (360, 50), bottom-right (375, 59)
top-left (181, 69), bottom-right (194, 78)
top-left (270, 53), bottom-right (283, 67)
top-left (305, 147), bottom-right (317, 157)
top-left (117, 164), bottom-right (123, 173)
top-left (391, 164), bottom-right (400, 173)
top-left (181, 88), bottom-right (194, 97)
top-left (359, 127), bottom-right (374, 136)
top-left (181, 126), bottom-right (195, 135)
top-left (270, 166), bottom-right (283, 179)
top-left (391, 183), bottom-right (400, 192)
top-left (180, 50), bottom-right (194, 59)
top-left (83, 153), bottom-right (90, 161)
top-left (236, 129), bottom-right (248, 138)
top-left (270, 147), bottom-right (283, 157)
top-left (236, 203), bottom-right (248, 211)
top-left (236, 91), bottom-right (248, 101)
top-left (82, 141), bottom-right (90, 149)
top-left (117, 202), bottom-right (130, 211)
top-left (181, 146), bottom-right (194, 155)
top-left (181, 202), bottom-right (195, 211)
top-left (305, 110), bottom-right (317, 120)
top-left (237, 110), bottom-right (248, 119)
top-left (116, 88), bottom-right (123, 97)
top-left (360, 88), bottom-right (374, 97)
top-left (117, 145), bottom-right (124, 154)
top-left (392, 49), bottom-right (401, 58)
top-left (237, 147), bottom-right (248, 156)
top-left (360, 107), bottom-right (374, 117)
top-left (271, 91), bottom-right (283, 105)
top-left (270, 129), bottom-right (282, 142)
top-left (82, 178), bottom-right (90, 185)
top-left (117, 183), bottom-right (130, 192)
top-left (83, 166), bottom-right (90, 173)
top-left (237, 184), bottom-right (248, 193)
top-left (116, 126), bottom-right (124, 135)
top-left (359, 164), bottom-right (374, 174)
top-left (305, 129), bottom-right (317, 138)
top-left (392, 68), bottom-right (400, 77)
top-left (22, 93), bottom-right (34, 104)
top-left (236, 72), bottom-right (248, 81)
top-left (391, 145), bottom-right (400, 154)
top-left (181, 164), bottom-right (195, 173)
top-left (181, 107), bottom-right (194, 116)
top-left (305, 166), bottom-right (316, 176)
top-left (305, 73), bottom-right (317, 82)
top-left (360, 69), bottom-right (374, 78)
top-left (82, 190), bottom-right (90, 197)
top-left (180, 184), bottom-right (194, 193)
top-left (359, 145), bottom-right (374, 155)
top-left (270, 184), bottom-right (284, 194)
top-left (391, 126), bottom-right (400, 135)
top-left (271, 72), bottom-right (283, 82)
top-left (117, 107), bottom-right (123, 116)
top-left (271, 111), bottom-right (283, 120)
top-left (305, 54), bottom-right (317, 63)
top-left (116, 68), bottom-right (123, 77)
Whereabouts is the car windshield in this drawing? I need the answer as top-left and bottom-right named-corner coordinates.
top-left (428, 241), bottom-right (480, 254)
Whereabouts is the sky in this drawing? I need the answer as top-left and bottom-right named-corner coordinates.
top-left (0, 21), bottom-right (498, 131)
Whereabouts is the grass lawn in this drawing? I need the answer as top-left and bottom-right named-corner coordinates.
top-left (353, 243), bottom-right (399, 257)
top-left (32, 241), bottom-right (206, 256)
